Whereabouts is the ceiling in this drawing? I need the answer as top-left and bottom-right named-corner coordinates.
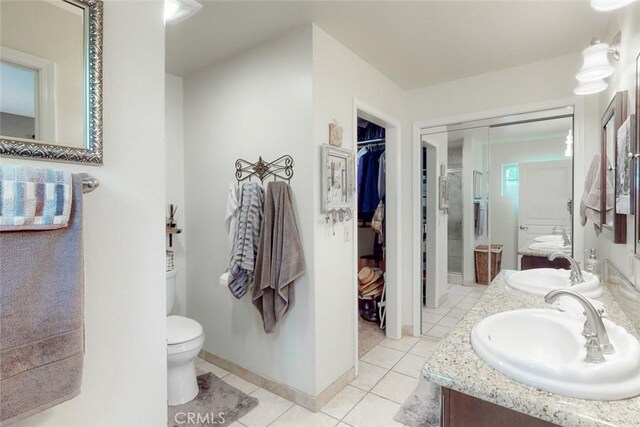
top-left (165, 1), bottom-right (609, 90)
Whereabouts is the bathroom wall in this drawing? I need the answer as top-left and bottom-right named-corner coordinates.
top-left (403, 53), bottom-right (601, 326)
top-left (4, 1), bottom-right (167, 425)
top-left (596, 1), bottom-right (640, 287)
top-left (447, 144), bottom-right (463, 275)
top-left (166, 73), bottom-right (187, 316)
top-left (311, 25), bottom-right (404, 393)
top-left (183, 26), bottom-right (318, 396)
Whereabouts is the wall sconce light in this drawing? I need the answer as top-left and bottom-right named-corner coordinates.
top-left (574, 32), bottom-right (621, 95)
top-left (165, 0), bottom-right (202, 25)
top-left (590, 0), bottom-right (637, 12)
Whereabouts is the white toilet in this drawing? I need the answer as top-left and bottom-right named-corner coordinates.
top-left (166, 269), bottom-right (205, 406)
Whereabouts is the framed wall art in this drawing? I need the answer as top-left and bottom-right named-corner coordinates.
top-left (321, 144), bottom-right (353, 212)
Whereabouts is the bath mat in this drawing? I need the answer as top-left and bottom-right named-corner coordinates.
top-left (167, 373), bottom-right (258, 427)
top-left (394, 377), bottom-right (441, 427)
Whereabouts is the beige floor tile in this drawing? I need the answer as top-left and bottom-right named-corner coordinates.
top-left (456, 301), bottom-right (475, 310)
top-left (422, 312), bottom-right (444, 324)
top-left (360, 345), bottom-right (405, 369)
top-left (228, 422), bottom-right (246, 427)
top-left (392, 353), bottom-right (428, 378)
top-left (350, 361), bottom-right (388, 391)
top-left (343, 393), bottom-right (403, 427)
top-left (238, 388), bottom-right (294, 427)
top-left (447, 285), bottom-right (474, 295)
top-left (409, 339), bottom-right (440, 357)
top-left (222, 373), bottom-right (259, 395)
top-left (321, 385), bottom-right (367, 420)
top-left (371, 371), bottom-right (419, 404)
top-left (447, 293), bottom-right (465, 303)
top-left (199, 360), bottom-right (230, 378)
top-left (379, 336), bottom-right (419, 352)
top-left (271, 405), bottom-right (338, 427)
top-left (437, 316), bottom-right (459, 328)
top-left (423, 306), bottom-right (451, 316)
top-left (426, 325), bottom-right (451, 340)
top-left (440, 299), bottom-right (457, 308)
top-left (446, 308), bottom-right (467, 319)
top-left (421, 322), bottom-right (435, 335)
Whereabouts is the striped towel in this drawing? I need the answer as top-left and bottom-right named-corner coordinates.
top-left (0, 165), bottom-right (73, 231)
top-left (228, 182), bottom-right (264, 299)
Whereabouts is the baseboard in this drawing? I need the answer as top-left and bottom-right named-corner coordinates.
top-left (401, 325), bottom-right (414, 337)
top-left (200, 349), bottom-right (355, 412)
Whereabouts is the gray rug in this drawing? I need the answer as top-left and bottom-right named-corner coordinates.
top-left (167, 373), bottom-right (259, 427)
top-left (394, 377), bottom-right (441, 427)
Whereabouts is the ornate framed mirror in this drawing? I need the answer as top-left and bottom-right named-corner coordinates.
top-left (601, 91), bottom-right (628, 244)
top-left (0, 0), bottom-right (103, 164)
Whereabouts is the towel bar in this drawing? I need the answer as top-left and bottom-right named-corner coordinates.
top-left (80, 173), bottom-right (99, 193)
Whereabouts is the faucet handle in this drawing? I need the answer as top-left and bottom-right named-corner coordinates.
top-left (584, 333), bottom-right (606, 363)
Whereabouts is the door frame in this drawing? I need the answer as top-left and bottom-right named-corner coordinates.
top-left (352, 99), bottom-right (402, 372)
top-left (411, 97), bottom-right (586, 336)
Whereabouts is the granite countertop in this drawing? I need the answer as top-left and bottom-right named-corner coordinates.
top-left (422, 272), bottom-right (640, 427)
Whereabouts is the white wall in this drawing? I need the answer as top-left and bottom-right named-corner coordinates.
top-left (596, 1), bottom-right (640, 287)
top-left (183, 26), bottom-right (318, 396)
top-left (5, 1), bottom-right (167, 425)
top-left (488, 139), bottom-right (567, 270)
top-left (404, 53), bottom-right (601, 327)
top-left (311, 25), bottom-right (404, 392)
top-left (166, 73), bottom-right (187, 316)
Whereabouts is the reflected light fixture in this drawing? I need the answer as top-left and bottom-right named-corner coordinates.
top-left (574, 32), bottom-right (620, 95)
top-left (590, 0), bottom-right (637, 11)
top-left (165, 0), bottom-right (202, 25)
top-left (564, 130), bottom-right (573, 157)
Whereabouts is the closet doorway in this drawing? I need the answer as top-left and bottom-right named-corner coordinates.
top-left (353, 102), bottom-right (401, 370)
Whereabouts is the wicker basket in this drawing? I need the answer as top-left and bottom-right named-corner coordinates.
top-left (474, 244), bottom-right (503, 285)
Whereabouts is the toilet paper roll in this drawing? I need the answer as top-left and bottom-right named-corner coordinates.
top-left (220, 272), bottom-right (229, 287)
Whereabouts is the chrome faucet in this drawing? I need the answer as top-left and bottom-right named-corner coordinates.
top-left (545, 289), bottom-right (614, 364)
top-left (552, 226), bottom-right (571, 246)
top-left (548, 252), bottom-right (584, 285)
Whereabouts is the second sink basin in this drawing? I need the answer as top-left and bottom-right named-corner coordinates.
top-left (506, 268), bottom-right (602, 298)
top-left (528, 241), bottom-right (571, 252)
top-left (471, 309), bottom-right (640, 400)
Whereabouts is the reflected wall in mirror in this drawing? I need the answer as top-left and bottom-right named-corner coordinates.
top-left (636, 52), bottom-right (640, 255)
top-left (0, 0), bottom-right (103, 164)
top-left (601, 91), bottom-right (628, 244)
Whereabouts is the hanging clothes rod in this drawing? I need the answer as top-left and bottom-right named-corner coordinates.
top-left (79, 173), bottom-right (99, 194)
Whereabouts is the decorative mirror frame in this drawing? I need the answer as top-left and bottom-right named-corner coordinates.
top-left (0, 0), bottom-right (103, 165)
top-left (601, 91), bottom-right (628, 244)
top-left (321, 144), bottom-right (354, 213)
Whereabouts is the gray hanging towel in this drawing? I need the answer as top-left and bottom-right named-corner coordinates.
top-left (252, 182), bottom-right (305, 333)
top-left (0, 174), bottom-right (84, 424)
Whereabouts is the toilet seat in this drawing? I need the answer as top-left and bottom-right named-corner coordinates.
top-left (167, 315), bottom-right (203, 345)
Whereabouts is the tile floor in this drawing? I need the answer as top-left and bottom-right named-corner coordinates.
top-left (422, 283), bottom-right (486, 339)
top-left (186, 283), bottom-right (484, 427)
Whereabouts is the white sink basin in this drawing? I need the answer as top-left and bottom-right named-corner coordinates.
top-left (534, 235), bottom-right (564, 243)
top-left (471, 309), bottom-right (640, 400)
top-left (528, 242), bottom-right (571, 252)
top-left (506, 268), bottom-right (602, 298)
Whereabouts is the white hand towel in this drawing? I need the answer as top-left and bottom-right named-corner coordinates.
top-left (224, 183), bottom-right (239, 246)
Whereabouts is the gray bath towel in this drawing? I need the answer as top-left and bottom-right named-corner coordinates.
top-left (252, 182), bottom-right (305, 333)
top-left (0, 174), bottom-right (84, 424)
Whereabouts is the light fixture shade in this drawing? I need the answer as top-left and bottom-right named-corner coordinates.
top-left (576, 43), bottom-right (614, 81)
top-left (590, 0), bottom-right (636, 11)
top-left (574, 79), bottom-right (608, 95)
top-left (165, 0), bottom-right (202, 24)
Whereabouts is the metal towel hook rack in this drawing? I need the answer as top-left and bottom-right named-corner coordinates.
top-left (79, 173), bottom-right (99, 194)
top-left (235, 155), bottom-right (294, 185)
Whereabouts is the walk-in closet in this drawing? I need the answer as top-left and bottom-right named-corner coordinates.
top-left (355, 117), bottom-right (387, 356)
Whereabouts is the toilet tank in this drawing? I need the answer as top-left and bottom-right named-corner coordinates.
top-left (166, 269), bottom-right (177, 316)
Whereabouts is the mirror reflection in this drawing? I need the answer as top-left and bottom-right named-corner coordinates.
top-left (0, 0), bottom-right (86, 148)
top-left (604, 117), bottom-right (616, 229)
top-left (420, 111), bottom-right (574, 337)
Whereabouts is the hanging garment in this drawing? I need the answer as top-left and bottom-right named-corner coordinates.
top-left (474, 200), bottom-right (486, 237)
top-left (580, 154), bottom-right (613, 235)
top-left (361, 149), bottom-right (382, 214)
top-left (357, 148), bottom-right (369, 213)
top-left (378, 151), bottom-right (386, 200)
top-left (252, 182), bottom-right (305, 333)
top-left (224, 183), bottom-right (240, 247)
top-left (228, 182), bottom-right (264, 299)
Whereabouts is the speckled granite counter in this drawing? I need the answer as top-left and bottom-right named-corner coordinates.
top-left (422, 271), bottom-right (640, 427)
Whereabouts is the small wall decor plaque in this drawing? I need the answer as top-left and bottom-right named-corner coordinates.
top-left (329, 120), bottom-right (343, 147)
